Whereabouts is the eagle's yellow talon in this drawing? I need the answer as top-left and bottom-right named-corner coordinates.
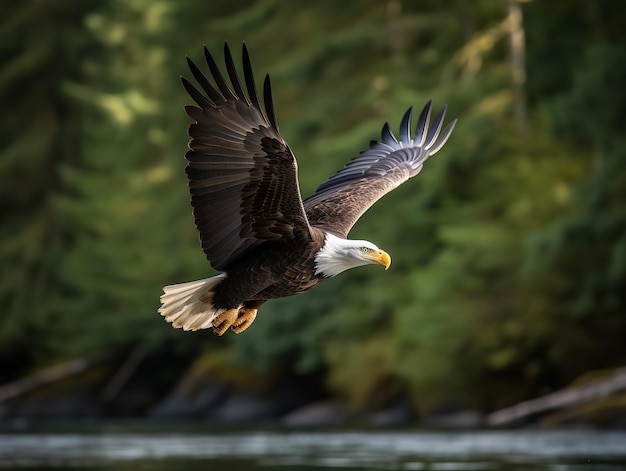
top-left (212, 308), bottom-right (239, 336)
top-left (231, 308), bottom-right (258, 334)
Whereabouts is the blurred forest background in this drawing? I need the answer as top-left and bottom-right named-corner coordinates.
top-left (1, 0), bottom-right (625, 423)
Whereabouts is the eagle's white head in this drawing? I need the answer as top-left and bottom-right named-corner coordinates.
top-left (314, 232), bottom-right (392, 278)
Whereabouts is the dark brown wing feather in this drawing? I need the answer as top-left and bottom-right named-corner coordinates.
top-left (304, 102), bottom-right (456, 238)
top-left (183, 43), bottom-right (312, 271)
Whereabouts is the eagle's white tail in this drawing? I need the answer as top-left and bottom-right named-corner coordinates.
top-left (159, 274), bottom-right (227, 331)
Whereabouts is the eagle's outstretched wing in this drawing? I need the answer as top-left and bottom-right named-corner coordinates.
top-left (304, 102), bottom-right (456, 238)
top-left (182, 43), bottom-right (311, 271)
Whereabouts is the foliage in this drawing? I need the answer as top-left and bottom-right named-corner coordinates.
top-left (0, 1), bottom-right (99, 378)
top-left (1, 0), bottom-right (625, 413)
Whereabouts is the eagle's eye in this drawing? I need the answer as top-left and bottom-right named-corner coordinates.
top-left (361, 247), bottom-right (371, 254)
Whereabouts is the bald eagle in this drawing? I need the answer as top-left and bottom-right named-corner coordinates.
top-left (159, 43), bottom-right (456, 335)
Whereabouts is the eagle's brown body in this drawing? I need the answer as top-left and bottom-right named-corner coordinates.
top-left (158, 43), bottom-right (456, 335)
top-left (210, 227), bottom-right (327, 311)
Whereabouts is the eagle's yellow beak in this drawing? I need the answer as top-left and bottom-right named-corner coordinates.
top-left (365, 249), bottom-right (391, 270)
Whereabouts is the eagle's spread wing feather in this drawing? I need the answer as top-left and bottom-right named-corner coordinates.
top-left (183, 43), bottom-right (311, 271)
top-left (304, 101), bottom-right (456, 237)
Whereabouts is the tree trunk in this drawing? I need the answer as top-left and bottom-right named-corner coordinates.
top-left (506, 0), bottom-right (528, 136)
top-left (0, 354), bottom-right (105, 403)
top-left (487, 367), bottom-right (626, 426)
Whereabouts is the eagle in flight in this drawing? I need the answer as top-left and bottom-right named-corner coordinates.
top-left (159, 43), bottom-right (456, 335)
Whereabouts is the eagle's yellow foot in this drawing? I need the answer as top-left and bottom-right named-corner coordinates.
top-left (231, 308), bottom-right (258, 334)
top-left (212, 308), bottom-right (239, 336)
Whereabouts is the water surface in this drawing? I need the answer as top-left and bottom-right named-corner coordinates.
top-left (0, 428), bottom-right (624, 470)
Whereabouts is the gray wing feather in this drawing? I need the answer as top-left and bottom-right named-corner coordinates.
top-left (304, 101), bottom-right (456, 238)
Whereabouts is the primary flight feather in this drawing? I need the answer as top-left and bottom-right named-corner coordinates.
top-left (159, 43), bottom-right (457, 335)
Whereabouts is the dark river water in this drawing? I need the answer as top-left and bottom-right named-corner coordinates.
top-left (0, 427), bottom-right (625, 471)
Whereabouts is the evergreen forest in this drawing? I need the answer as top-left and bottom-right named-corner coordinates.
top-left (1, 0), bottom-right (625, 422)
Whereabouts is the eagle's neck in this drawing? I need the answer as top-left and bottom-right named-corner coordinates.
top-left (314, 232), bottom-right (375, 278)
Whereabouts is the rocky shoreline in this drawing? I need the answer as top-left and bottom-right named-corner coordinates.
top-left (2, 352), bottom-right (625, 430)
